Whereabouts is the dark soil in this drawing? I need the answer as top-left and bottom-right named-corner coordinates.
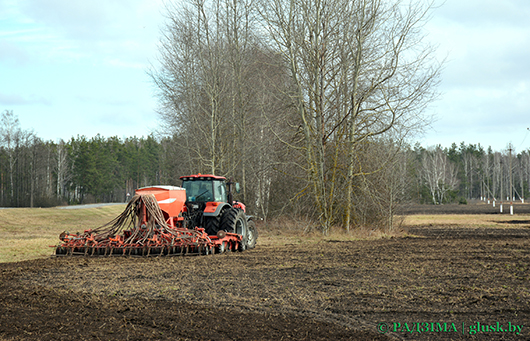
top-left (1, 207), bottom-right (529, 340)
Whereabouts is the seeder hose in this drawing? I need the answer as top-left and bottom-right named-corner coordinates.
top-left (56, 194), bottom-right (212, 256)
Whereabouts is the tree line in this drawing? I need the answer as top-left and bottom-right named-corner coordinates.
top-left (413, 142), bottom-right (530, 205)
top-left (3, 109), bottom-right (529, 222)
top-left (0, 110), bottom-right (164, 207)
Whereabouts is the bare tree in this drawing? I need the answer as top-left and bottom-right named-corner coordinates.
top-left (152, 0), bottom-right (224, 174)
top-left (152, 0), bottom-right (249, 174)
top-left (260, 0), bottom-right (441, 232)
top-left (151, 0), bottom-right (292, 217)
top-left (482, 147), bottom-right (493, 200)
top-left (519, 150), bottom-right (530, 200)
top-left (349, 139), bottom-right (411, 230)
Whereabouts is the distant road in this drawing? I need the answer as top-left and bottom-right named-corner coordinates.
top-left (57, 203), bottom-right (125, 210)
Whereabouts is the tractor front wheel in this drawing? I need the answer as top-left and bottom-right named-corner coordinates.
top-left (246, 219), bottom-right (257, 249)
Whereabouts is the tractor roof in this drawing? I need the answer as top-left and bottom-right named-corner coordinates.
top-left (179, 174), bottom-right (227, 181)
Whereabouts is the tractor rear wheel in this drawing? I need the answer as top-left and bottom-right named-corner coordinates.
top-left (204, 216), bottom-right (221, 235)
top-left (220, 208), bottom-right (247, 250)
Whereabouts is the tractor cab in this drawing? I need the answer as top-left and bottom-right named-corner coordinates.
top-left (181, 174), bottom-right (227, 203)
top-left (180, 174), bottom-right (241, 205)
top-left (179, 174), bottom-right (246, 235)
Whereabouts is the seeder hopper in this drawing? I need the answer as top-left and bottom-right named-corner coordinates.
top-left (55, 174), bottom-right (257, 257)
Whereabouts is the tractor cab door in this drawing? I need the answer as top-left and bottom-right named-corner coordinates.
top-left (212, 179), bottom-right (228, 203)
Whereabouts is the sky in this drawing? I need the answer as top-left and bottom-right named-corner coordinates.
top-left (0, 0), bottom-right (164, 141)
top-left (1, 0), bottom-right (529, 153)
top-left (421, 0), bottom-right (530, 152)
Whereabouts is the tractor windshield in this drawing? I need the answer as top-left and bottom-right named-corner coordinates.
top-left (182, 180), bottom-right (213, 202)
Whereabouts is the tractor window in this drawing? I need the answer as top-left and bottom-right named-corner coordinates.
top-left (213, 180), bottom-right (227, 202)
top-left (182, 180), bottom-right (213, 202)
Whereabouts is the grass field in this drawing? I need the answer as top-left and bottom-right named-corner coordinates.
top-left (0, 205), bottom-right (126, 263)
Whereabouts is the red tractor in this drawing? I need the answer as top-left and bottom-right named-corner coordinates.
top-left (179, 174), bottom-right (257, 249)
top-left (55, 174), bottom-right (257, 256)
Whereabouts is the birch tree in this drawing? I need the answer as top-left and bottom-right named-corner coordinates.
top-left (56, 139), bottom-right (71, 200)
top-left (422, 146), bottom-right (458, 204)
top-left (0, 110), bottom-right (21, 201)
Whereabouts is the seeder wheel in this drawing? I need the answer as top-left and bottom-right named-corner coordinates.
top-left (215, 242), bottom-right (226, 254)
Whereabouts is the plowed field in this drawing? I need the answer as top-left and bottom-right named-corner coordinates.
top-left (1, 204), bottom-right (529, 340)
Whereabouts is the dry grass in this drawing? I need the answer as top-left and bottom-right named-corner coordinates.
top-left (0, 205), bottom-right (125, 263)
top-left (401, 213), bottom-right (530, 228)
top-left (258, 216), bottom-right (402, 248)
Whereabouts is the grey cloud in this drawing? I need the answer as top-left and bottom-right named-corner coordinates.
top-left (0, 40), bottom-right (31, 66)
top-left (19, 0), bottom-right (157, 41)
top-left (0, 92), bottom-right (52, 106)
top-left (436, 0), bottom-right (530, 28)
top-left (20, 0), bottom-right (113, 40)
top-left (16, 0), bottom-right (162, 66)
